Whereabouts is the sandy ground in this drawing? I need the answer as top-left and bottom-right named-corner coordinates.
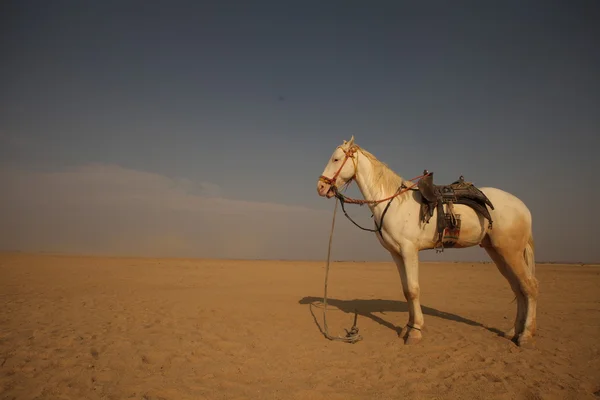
top-left (0, 253), bottom-right (599, 400)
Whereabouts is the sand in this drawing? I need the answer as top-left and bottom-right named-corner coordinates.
top-left (0, 252), bottom-right (599, 400)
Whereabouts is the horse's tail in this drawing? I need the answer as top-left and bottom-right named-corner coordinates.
top-left (524, 234), bottom-right (536, 277)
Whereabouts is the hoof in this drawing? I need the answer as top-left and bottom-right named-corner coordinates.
top-left (517, 334), bottom-right (536, 349)
top-left (399, 324), bottom-right (423, 345)
top-left (404, 334), bottom-right (422, 345)
top-left (503, 327), bottom-right (516, 339)
top-left (398, 326), bottom-right (409, 339)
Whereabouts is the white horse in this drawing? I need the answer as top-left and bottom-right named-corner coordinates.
top-left (316, 136), bottom-right (539, 347)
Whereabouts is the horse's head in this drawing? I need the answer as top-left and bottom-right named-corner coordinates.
top-left (317, 136), bottom-right (359, 198)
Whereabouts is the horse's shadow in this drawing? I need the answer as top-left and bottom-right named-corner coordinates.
top-left (298, 296), bottom-right (504, 337)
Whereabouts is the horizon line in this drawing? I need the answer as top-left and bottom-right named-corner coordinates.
top-left (0, 251), bottom-right (597, 267)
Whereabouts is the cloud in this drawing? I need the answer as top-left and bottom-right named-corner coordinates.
top-left (0, 164), bottom-right (383, 260)
top-left (0, 163), bottom-right (510, 262)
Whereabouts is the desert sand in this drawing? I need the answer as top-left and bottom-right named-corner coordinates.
top-left (1, 252), bottom-right (599, 400)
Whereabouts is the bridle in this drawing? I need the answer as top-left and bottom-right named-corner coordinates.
top-left (318, 145), bottom-right (425, 234)
top-left (318, 145), bottom-right (359, 191)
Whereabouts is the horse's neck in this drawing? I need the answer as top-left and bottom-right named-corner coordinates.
top-left (354, 151), bottom-right (404, 208)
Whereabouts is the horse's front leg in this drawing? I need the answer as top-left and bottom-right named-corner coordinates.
top-left (391, 247), bottom-right (424, 345)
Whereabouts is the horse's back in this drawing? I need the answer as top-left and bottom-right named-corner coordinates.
top-left (479, 187), bottom-right (531, 216)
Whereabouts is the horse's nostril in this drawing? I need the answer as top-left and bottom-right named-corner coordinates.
top-left (317, 181), bottom-right (329, 194)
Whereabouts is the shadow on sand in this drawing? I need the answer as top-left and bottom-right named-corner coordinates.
top-left (298, 296), bottom-right (504, 338)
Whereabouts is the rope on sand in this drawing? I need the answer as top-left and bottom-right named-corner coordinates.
top-left (321, 198), bottom-right (363, 344)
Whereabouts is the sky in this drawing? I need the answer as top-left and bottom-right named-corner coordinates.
top-left (0, 0), bottom-right (598, 263)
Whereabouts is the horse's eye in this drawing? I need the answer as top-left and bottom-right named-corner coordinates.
top-left (333, 158), bottom-right (339, 162)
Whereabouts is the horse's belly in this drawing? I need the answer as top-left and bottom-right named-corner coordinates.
top-left (454, 204), bottom-right (489, 246)
top-left (448, 204), bottom-right (489, 248)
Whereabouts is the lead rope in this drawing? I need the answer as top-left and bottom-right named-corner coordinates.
top-left (322, 198), bottom-right (363, 344)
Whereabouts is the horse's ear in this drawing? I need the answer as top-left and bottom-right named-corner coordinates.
top-left (348, 135), bottom-right (355, 146)
top-left (342, 139), bottom-right (347, 145)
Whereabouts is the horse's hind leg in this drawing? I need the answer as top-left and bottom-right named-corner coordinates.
top-left (483, 246), bottom-right (525, 339)
top-left (504, 250), bottom-right (538, 347)
top-left (483, 242), bottom-right (538, 347)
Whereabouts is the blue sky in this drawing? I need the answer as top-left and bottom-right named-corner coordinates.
top-left (1, 1), bottom-right (598, 262)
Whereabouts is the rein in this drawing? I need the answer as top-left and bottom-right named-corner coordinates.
top-left (320, 198), bottom-right (362, 344)
top-left (333, 181), bottom-right (419, 234)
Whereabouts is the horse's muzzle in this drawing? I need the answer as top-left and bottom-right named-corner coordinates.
top-left (317, 179), bottom-right (335, 198)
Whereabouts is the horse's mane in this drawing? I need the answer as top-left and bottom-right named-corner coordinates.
top-left (356, 147), bottom-right (405, 195)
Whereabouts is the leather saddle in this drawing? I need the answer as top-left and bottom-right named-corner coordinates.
top-left (417, 170), bottom-right (494, 250)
